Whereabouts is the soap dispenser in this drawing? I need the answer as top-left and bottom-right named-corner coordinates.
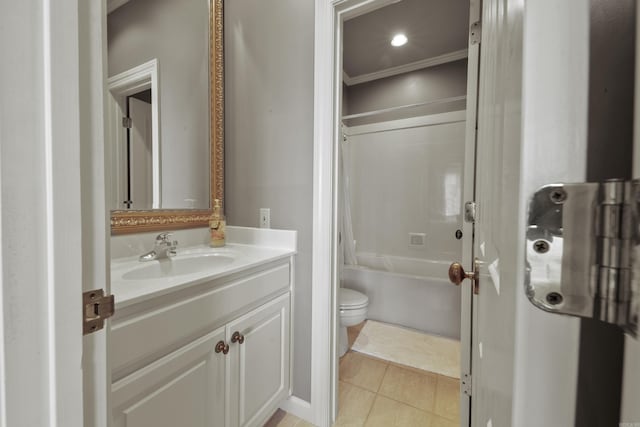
top-left (209, 199), bottom-right (226, 247)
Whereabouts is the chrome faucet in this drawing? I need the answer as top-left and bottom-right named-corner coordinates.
top-left (139, 232), bottom-right (178, 262)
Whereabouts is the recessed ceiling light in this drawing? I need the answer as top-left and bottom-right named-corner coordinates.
top-left (391, 34), bottom-right (408, 47)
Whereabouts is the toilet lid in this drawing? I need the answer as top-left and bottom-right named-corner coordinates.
top-left (339, 288), bottom-right (368, 309)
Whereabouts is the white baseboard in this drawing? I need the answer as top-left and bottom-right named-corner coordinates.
top-left (280, 395), bottom-right (313, 424)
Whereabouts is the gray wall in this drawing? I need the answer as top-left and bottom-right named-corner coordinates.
top-left (344, 59), bottom-right (468, 126)
top-left (108, 0), bottom-right (210, 209)
top-left (224, 0), bottom-right (315, 401)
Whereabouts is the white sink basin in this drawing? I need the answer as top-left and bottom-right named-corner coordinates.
top-left (122, 253), bottom-right (235, 280)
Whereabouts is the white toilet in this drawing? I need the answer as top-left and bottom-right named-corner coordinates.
top-left (339, 288), bottom-right (369, 357)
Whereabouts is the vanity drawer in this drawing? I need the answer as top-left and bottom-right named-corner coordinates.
top-left (111, 261), bottom-right (290, 379)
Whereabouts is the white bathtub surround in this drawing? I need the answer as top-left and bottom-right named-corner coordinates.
top-left (352, 320), bottom-right (460, 379)
top-left (343, 112), bottom-right (466, 266)
top-left (342, 258), bottom-right (461, 339)
top-left (355, 252), bottom-right (450, 278)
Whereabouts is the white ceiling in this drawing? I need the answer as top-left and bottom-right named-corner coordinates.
top-left (343, 0), bottom-right (470, 79)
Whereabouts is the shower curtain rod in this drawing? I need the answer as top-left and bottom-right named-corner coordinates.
top-left (341, 95), bottom-right (466, 120)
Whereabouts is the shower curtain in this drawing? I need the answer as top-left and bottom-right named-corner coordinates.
top-left (341, 133), bottom-right (358, 266)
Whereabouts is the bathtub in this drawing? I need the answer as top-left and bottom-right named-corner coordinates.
top-left (341, 253), bottom-right (461, 339)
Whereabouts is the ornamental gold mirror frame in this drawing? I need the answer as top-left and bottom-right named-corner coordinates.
top-left (110, 0), bottom-right (224, 235)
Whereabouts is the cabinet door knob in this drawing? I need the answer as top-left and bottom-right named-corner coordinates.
top-left (231, 331), bottom-right (245, 344)
top-left (215, 340), bottom-right (229, 354)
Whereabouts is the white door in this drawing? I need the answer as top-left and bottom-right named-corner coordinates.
top-left (1, 0), bottom-right (109, 426)
top-left (81, 0), bottom-right (112, 425)
top-left (129, 96), bottom-right (153, 209)
top-left (470, 0), bottom-right (640, 426)
top-left (457, 0), bottom-right (481, 425)
top-left (470, 0), bottom-right (587, 425)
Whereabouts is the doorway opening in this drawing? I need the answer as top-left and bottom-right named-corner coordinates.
top-left (106, 58), bottom-right (161, 210)
top-left (121, 89), bottom-right (153, 210)
top-left (332, 0), bottom-right (477, 425)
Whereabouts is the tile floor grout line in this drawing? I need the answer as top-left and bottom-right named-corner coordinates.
top-left (374, 363), bottom-right (390, 394)
top-left (373, 393), bottom-right (433, 415)
top-left (361, 389), bottom-right (380, 427)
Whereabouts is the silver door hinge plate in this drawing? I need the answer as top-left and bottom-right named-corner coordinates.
top-left (525, 180), bottom-right (639, 336)
top-left (470, 21), bottom-right (482, 45)
top-left (462, 373), bottom-right (472, 396)
top-left (122, 117), bottom-right (132, 128)
top-left (464, 201), bottom-right (476, 223)
top-left (83, 289), bottom-right (115, 335)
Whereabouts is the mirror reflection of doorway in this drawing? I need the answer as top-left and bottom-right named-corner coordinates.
top-left (124, 89), bottom-right (153, 210)
top-left (106, 58), bottom-right (160, 211)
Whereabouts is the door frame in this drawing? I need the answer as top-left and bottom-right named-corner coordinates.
top-left (107, 59), bottom-right (161, 209)
top-left (624, 2), bottom-right (640, 420)
top-left (311, 0), bottom-right (475, 425)
top-left (311, 1), bottom-right (392, 424)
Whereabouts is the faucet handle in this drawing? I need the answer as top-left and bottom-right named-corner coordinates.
top-left (156, 232), bottom-right (173, 242)
top-left (167, 240), bottom-right (178, 257)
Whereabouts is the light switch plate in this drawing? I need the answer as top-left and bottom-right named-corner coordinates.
top-left (260, 208), bottom-right (270, 228)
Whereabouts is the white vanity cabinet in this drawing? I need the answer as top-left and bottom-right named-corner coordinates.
top-left (110, 257), bottom-right (293, 427)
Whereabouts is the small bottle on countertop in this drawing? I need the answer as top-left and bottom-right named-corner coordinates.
top-left (209, 199), bottom-right (226, 247)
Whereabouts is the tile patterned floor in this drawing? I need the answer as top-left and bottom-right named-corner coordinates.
top-left (264, 409), bottom-right (315, 427)
top-left (264, 322), bottom-right (460, 427)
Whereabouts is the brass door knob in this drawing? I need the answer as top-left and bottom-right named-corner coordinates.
top-left (215, 340), bottom-right (229, 355)
top-left (448, 259), bottom-right (480, 295)
top-left (231, 331), bottom-right (245, 344)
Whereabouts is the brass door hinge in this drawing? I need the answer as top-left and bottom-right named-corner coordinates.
top-left (83, 289), bottom-right (115, 335)
top-left (470, 21), bottom-right (482, 45)
top-left (462, 372), bottom-right (472, 396)
top-left (464, 201), bottom-right (476, 223)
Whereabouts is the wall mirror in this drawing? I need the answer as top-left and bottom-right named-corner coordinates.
top-left (106, 0), bottom-right (223, 234)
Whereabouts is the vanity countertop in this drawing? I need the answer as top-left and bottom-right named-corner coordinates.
top-left (111, 227), bottom-right (297, 309)
top-left (112, 243), bottom-right (295, 308)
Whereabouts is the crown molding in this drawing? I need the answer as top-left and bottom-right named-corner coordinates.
top-left (343, 48), bottom-right (468, 86)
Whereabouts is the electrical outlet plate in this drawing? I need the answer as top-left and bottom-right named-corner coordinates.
top-left (260, 208), bottom-right (270, 228)
top-left (409, 232), bottom-right (426, 247)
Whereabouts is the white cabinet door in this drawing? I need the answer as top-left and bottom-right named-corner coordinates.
top-left (228, 294), bottom-right (291, 427)
top-left (111, 327), bottom-right (227, 427)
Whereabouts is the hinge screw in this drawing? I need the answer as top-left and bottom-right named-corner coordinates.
top-left (549, 188), bottom-right (567, 204)
top-left (546, 292), bottom-right (563, 305)
top-left (533, 240), bottom-right (550, 253)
